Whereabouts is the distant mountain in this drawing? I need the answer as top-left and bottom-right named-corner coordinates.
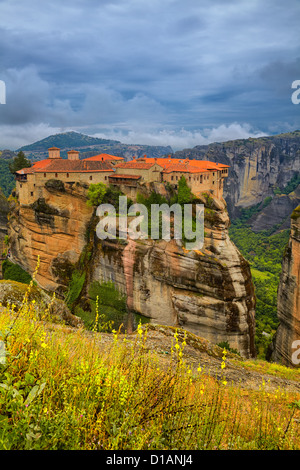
top-left (0, 149), bottom-right (17, 160)
top-left (18, 131), bottom-right (173, 162)
top-left (18, 131), bottom-right (118, 152)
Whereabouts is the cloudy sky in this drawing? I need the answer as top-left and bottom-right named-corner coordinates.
top-left (0, 0), bottom-right (299, 150)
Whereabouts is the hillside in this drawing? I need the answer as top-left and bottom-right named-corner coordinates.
top-left (17, 131), bottom-right (173, 162)
top-left (18, 131), bottom-right (118, 152)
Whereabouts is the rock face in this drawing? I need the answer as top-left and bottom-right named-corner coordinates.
top-left (7, 181), bottom-right (256, 358)
top-left (8, 181), bottom-right (94, 293)
top-left (0, 189), bottom-right (9, 278)
top-left (174, 131), bottom-right (300, 220)
top-left (271, 207), bottom-right (300, 367)
top-left (249, 188), bottom-right (300, 232)
top-left (0, 280), bottom-right (83, 328)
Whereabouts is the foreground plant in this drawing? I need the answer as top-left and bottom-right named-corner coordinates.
top-left (0, 275), bottom-right (299, 449)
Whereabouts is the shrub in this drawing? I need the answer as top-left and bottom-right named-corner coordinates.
top-left (86, 183), bottom-right (107, 207)
top-left (2, 260), bottom-right (32, 284)
top-left (178, 176), bottom-right (192, 205)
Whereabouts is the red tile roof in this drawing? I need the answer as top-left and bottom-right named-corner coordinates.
top-left (17, 158), bottom-right (114, 174)
top-left (162, 163), bottom-right (208, 174)
top-left (83, 153), bottom-right (124, 162)
top-left (141, 157), bottom-right (229, 171)
top-left (16, 167), bottom-right (35, 175)
top-left (115, 161), bottom-right (160, 170)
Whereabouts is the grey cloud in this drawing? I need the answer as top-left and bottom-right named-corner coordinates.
top-left (0, 0), bottom-right (299, 149)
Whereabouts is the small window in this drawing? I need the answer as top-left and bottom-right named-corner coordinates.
top-left (200, 175), bottom-right (203, 183)
top-left (30, 192), bottom-right (33, 197)
top-left (66, 173), bottom-right (69, 178)
top-left (55, 173), bottom-right (58, 178)
top-left (44, 173), bottom-right (46, 177)
top-left (90, 175), bottom-right (93, 181)
top-left (105, 176), bottom-right (107, 180)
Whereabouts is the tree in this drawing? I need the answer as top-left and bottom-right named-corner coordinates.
top-left (177, 175), bottom-right (192, 205)
top-left (9, 151), bottom-right (31, 174)
top-left (87, 182), bottom-right (107, 207)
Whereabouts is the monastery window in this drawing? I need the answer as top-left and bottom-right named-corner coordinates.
top-left (200, 175), bottom-right (203, 183)
top-left (105, 176), bottom-right (107, 180)
top-left (44, 173), bottom-right (46, 178)
top-left (176, 176), bottom-right (178, 180)
top-left (171, 176), bottom-right (174, 181)
top-left (55, 173), bottom-right (58, 178)
top-left (189, 176), bottom-right (191, 181)
top-left (30, 192), bottom-right (33, 197)
top-left (90, 175), bottom-right (93, 181)
top-left (66, 173), bottom-right (69, 178)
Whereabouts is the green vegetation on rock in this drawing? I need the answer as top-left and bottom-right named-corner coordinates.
top-left (1, 260), bottom-right (32, 284)
top-left (229, 213), bottom-right (290, 358)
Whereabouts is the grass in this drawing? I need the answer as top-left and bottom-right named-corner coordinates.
top-left (0, 265), bottom-right (300, 450)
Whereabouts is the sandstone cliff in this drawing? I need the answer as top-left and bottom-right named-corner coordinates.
top-left (0, 188), bottom-right (9, 254)
top-left (7, 180), bottom-right (256, 357)
top-left (8, 181), bottom-right (94, 293)
top-left (271, 207), bottom-right (300, 367)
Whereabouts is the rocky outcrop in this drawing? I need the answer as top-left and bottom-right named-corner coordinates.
top-left (173, 131), bottom-right (300, 221)
top-left (8, 181), bottom-right (94, 293)
top-left (0, 280), bottom-right (83, 327)
top-left (0, 189), bottom-right (9, 266)
top-left (7, 181), bottom-right (256, 358)
top-left (271, 207), bottom-right (300, 367)
top-left (249, 188), bottom-right (300, 232)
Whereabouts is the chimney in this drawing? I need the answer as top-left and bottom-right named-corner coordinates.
top-left (67, 150), bottom-right (80, 161)
top-left (48, 147), bottom-right (61, 159)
